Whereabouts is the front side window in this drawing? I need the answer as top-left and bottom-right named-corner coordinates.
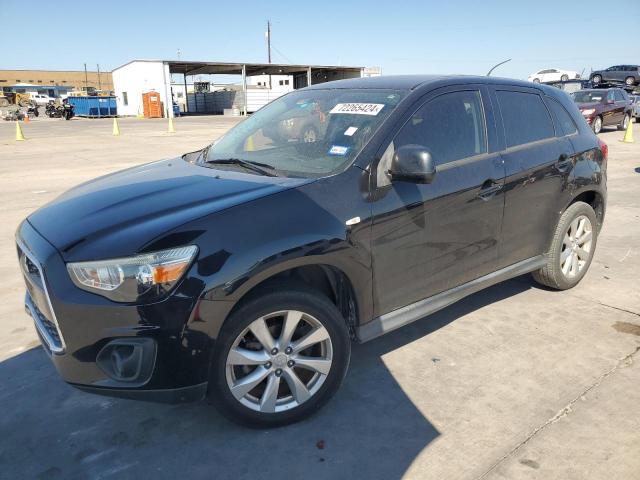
top-left (496, 90), bottom-right (554, 148)
top-left (202, 88), bottom-right (407, 178)
top-left (614, 90), bottom-right (625, 102)
top-left (393, 90), bottom-right (487, 166)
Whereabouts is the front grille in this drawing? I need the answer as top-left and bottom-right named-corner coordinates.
top-left (17, 241), bottom-right (66, 354)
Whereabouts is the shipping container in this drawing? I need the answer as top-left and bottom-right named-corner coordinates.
top-left (67, 96), bottom-right (117, 117)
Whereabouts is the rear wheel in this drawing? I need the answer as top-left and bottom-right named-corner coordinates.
top-left (532, 78), bottom-right (540, 83)
top-left (625, 76), bottom-right (635, 86)
top-left (618, 113), bottom-right (630, 131)
top-left (532, 201), bottom-right (598, 290)
top-left (208, 285), bottom-right (351, 428)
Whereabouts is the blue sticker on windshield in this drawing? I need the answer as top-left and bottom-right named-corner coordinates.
top-left (328, 145), bottom-right (350, 156)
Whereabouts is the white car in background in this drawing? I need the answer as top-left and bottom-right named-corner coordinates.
top-left (29, 93), bottom-right (57, 105)
top-left (528, 69), bottom-right (581, 83)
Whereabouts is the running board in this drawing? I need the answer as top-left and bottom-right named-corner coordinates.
top-left (357, 256), bottom-right (546, 343)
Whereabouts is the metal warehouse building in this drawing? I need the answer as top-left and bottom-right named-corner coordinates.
top-left (112, 60), bottom-right (371, 118)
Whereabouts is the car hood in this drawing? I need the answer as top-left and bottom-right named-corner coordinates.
top-left (28, 158), bottom-right (313, 261)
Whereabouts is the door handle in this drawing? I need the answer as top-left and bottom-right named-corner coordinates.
top-left (478, 180), bottom-right (503, 200)
top-left (556, 153), bottom-right (572, 171)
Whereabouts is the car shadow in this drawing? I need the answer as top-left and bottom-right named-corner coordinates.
top-left (0, 276), bottom-right (534, 480)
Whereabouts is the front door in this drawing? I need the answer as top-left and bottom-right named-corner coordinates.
top-left (369, 87), bottom-right (505, 316)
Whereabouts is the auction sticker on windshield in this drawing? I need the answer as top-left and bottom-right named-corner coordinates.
top-left (330, 103), bottom-right (385, 115)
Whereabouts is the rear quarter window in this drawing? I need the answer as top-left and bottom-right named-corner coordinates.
top-left (496, 90), bottom-right (555, 148)
top-left (545, 97), bottom-right (578, 136)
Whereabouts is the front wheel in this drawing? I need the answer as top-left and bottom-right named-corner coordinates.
top-left (532, 201), bottom-right (598, 290)
top-left (560, 74), bottom-right (569, 81)
top-left (592, 74), bottom-right (602, 85)
top-left (532, 78), bottom-right (540, 83)
top-left (208, 285), bottom-right (351, 428)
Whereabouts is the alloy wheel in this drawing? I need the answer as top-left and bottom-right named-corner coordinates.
top-left (225, 310), bottom-right (333, 413)
top-left (593, 116), bottom-right (602, 134)
top-left (561, 215), bottom-right (593, 279)
top-left (302, 128), bottom-right (317, 143)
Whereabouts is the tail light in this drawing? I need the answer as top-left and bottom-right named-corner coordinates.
top-left (597, 138), bottom-right (608, 161)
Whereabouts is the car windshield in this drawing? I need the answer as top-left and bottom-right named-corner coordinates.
top-left (571, 91), bottom-right (606, 103)
top-left (199, 88), bottom-right (407, 178)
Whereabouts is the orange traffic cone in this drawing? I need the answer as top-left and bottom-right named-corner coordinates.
top-left (23, 114), bottom-right (30, 123)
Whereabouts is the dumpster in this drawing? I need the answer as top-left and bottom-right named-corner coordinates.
top-left (67, 96), bottom-right (117, 117)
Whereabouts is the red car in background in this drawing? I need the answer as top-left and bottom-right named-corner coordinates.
top-left (571, 88), bottom-right (633, 134)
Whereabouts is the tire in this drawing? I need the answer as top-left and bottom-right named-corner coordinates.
top-left (592, 74), bottom-right (602, 85)
top-left (532, 78), bottom-right (540, 83)
top-left (560, 74), bottom-right (569, 82)
top-left (301, 125), bottom-right (318, 143)
top-left (625, 76), bottom-right (635, 86)
top-left (592, 115), bottom-right (603, 134)
top-left (532, 201), bottom-right (598, 290)
top-left (618, 113), bottom-right (630, 131)
top-left (208, 284), bottom-right (351, 428)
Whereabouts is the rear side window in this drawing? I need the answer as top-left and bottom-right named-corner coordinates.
top-left (497, 90), bottom-right (554, 148)
top-left (546, 98), bottom-right (577, 136)
top-left (614, 90), bottom-right (625, 101)
top-left (394, 90), bottom-right (487, 165)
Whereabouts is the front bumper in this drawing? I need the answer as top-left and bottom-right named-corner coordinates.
top-left (16, 220), bottom-right (215, 403)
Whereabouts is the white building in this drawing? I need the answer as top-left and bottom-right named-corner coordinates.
top-left (112, 60), bottom-right (372, 117)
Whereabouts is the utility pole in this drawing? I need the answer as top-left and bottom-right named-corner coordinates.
top-left (266, 20), bottom-right (272, 64)
top-left (266, 20), bottom-right (272, 89)
top-left (97, 64), bottom-right (102, 91)
top-left (84, 63), bottom-right (88, 92)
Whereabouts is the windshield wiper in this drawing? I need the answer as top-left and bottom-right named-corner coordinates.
top-left (204, 158), bottom-right (277, 177)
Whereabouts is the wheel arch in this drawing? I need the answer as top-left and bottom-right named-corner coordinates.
top-left (564, 189), bottom-right (605, 232)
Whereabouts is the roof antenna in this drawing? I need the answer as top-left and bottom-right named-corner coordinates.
top-left (487, 59), bottom-right (512, 76)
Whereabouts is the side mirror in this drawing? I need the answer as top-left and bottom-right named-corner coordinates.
top-left (388, 145), bottom-right (436, 184)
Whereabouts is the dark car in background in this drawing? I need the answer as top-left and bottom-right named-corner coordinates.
top-left (571, 88), bottom-right (632, 133)
top-left (17, 75), bottom-right (607, 427)
top-left (590, 65), bottom-right (640, 87)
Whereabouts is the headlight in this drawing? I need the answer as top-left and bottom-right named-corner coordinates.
top-left (581, 109), bottom-right (595, 116)
top-left (67, 246), bottom-right (198, 303)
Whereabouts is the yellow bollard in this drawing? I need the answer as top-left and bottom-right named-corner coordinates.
top-left (15, 121), bottom-right (25, 141)
top-left (621, 115), bottom-right (634, 143)
top-left (112, 117), bottom-right (120, 136)
top-left (168, 116), bottom-right (175, 133)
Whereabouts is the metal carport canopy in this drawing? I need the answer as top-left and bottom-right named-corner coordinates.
top-left (165, 60), bottom-right (363, 78)
top-left (165, 60), bottom-right (363, 116)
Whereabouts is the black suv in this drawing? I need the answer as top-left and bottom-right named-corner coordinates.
top-left (590, 65), bottom-right (640, 87)
top-left (17, 76), bottom-right (607, 427)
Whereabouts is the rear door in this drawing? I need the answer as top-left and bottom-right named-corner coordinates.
top-left (369, 86), bottom-right (505, 315)
top-left (490, 86), bottom-right (572, 268)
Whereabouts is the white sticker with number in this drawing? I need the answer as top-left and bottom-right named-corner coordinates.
top-left (330, 103), bottom-right (385, 116)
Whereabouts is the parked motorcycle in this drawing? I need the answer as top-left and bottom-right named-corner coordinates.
top-left (45, 102), bottom-right (62, 118)
top-left (62, 102), bottom-right (74, 120)
top-left (27, 104), bottom-right (39, 118)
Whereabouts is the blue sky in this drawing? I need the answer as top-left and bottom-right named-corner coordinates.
top-left (3, 0), bottom-right (637, 80)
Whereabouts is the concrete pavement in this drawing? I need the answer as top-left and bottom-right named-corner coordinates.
top-left (0, 116), bottom-right (638, 479)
